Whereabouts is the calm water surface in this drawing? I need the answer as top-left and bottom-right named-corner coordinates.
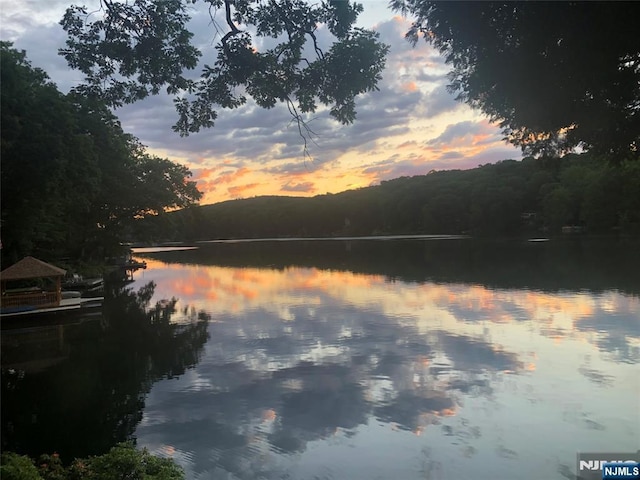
top-left (2, 238), bottom-right (639, 480)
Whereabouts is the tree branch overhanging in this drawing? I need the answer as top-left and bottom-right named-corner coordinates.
top-left (59, 0), bottom-right (389, 157)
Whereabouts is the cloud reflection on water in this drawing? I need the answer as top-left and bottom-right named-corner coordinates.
top-left (131, 250), bottom-right (639, 480)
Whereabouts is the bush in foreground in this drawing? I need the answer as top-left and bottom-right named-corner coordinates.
top-left (1, 443), bottom-right (184, 480)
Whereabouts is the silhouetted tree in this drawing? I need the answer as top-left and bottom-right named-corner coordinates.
top-left (0, 43), bottom-right (202, 263)
top-left (59, 0), bottom-right (389, 153)
top-left (390, 1), bottom-right (640, 158)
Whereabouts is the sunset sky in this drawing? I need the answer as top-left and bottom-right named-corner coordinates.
top-left (1, 1), bottom-right (523, 205)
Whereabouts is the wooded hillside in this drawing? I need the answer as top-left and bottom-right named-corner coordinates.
top-left (141, 153), bottom-right (640, 242)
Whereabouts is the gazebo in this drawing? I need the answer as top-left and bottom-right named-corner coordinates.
top-left (1, 256), bottom-right (67, 311)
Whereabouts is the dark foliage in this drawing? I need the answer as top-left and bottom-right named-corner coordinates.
top-left (1, 443), bottom-right (184, 480)
top-left (0, 43), bottom-right (202, 265)
top-left (390, 1), bottom-right (640, 158)
top-left (1, 281), bottom-right (209, 463)
top-left (59, 0), bottom-right (389, 151)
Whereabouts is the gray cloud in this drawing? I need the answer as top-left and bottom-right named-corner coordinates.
top-left (438, 151), bottom-right (464, 160)
top-left (426, 121), bottom-right (485, 147)
top-left (7, 23), bottom-right (81, 93)
top-left (416, 70), bottom-right (448, 83)
top-left (265, 156), bottom-right (335, 175)
top-left (421, 84), bottom-right (462, 119)
top-left (361, 155), bottom-right (444, 184)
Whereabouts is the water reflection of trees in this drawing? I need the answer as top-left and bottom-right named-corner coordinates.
top-left (1, 281), bottom-right (209, 462)
top-left (145, 237), bottom-right (640, 294)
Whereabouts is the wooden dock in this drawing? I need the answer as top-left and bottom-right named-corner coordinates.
top-left (0, 297), bottom-right (104, 320)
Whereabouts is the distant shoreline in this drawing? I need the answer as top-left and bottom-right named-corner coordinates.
top-left (197, 234), bottom-right (471, 244)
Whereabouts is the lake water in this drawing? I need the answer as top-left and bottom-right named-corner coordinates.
top-left (2, 237), bottom-right (639, 479)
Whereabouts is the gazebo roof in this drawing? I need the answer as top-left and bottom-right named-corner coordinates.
top-left (0, 256), bottom-right (67, 281)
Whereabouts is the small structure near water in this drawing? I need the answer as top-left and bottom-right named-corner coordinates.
top-left (108, 250), bottom-right (147, 282)
top-left (1, 256), bottom-right (103, 319)
top-left (1, 256), bottom-right (66, 312)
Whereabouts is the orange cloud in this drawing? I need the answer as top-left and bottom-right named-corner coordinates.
top-left (191, 166), bottom-right (224, 180)
top-left (401, 81), bottom-right (418, 93)
top-left (172, 279), bottom-right (196, 297)
top-left (232, 270), bottom-right (269, 283)
top-left (212, 167), bottom-right (251, 185)
top-left (262, 409), bottom-right (277, 421)
top-left (189, 166), bottom-right (259, 204)
top-left (228, 183), bottom-right (259, 198)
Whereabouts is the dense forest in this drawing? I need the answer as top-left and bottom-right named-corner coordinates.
top-left (143, 152), bottom-right (640, 242)
top-left (0, 43), bottom-right (202, 266)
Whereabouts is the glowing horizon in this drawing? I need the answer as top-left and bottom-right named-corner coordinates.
top-left (1, 3), bottom-right (524, 206)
